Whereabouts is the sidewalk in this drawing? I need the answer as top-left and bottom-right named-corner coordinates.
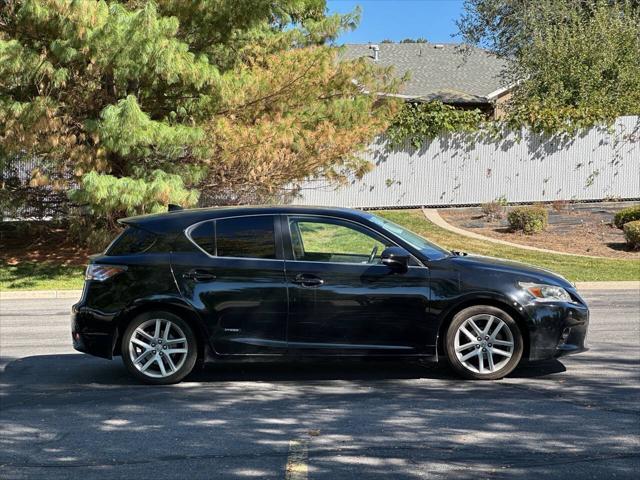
top-left (1, 290), bottom-right (83, 300)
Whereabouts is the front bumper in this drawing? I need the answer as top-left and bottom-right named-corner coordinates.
top-left (525, 298), bottom-right (589, 361)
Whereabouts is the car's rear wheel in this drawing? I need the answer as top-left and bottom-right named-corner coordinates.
top-left (445, 305), bottom-right (523, 380)
top-left (121, 311), bottom-right (197, 385)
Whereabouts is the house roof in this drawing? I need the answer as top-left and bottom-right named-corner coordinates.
top-left (341, 43), bottom-right (509, 104)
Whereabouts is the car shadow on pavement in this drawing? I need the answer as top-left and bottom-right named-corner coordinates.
top-left (0, 353), bottom-right (567, 388)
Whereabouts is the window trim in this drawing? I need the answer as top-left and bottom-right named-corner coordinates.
top-left (184, 213), bottom-right (283, 261)
top-left (282, 214), bottom-right (426, 268)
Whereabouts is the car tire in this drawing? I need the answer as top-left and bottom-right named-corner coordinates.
top-left (445, 305), bottom-right (523, 380)
top-left (121, 311), bottom-right (198, 385)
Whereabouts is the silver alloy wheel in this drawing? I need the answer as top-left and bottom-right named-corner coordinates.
top-left (454, 314), bottom-right (515, 374)
top-left (128, 318), bottom-right (188, 378)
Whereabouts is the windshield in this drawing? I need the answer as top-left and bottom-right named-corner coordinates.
top-left (365, 213), bottom-right (450, 260)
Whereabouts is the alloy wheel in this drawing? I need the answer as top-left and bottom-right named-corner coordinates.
top-left (128, 318), bottom-right (189, 378)
top-left (454, 314), bottom-right (515, 374)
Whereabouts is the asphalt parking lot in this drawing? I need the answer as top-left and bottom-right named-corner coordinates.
top-left (1, 290), bottom-right (639, 479)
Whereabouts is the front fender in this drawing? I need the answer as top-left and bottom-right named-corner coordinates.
top-left (437, 287), bottom-right (531, 321)
top-left (432, 289), bottom-right (533, 357)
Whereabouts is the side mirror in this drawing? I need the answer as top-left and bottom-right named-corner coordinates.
top-left (381, 246), bottom-right (410, 273)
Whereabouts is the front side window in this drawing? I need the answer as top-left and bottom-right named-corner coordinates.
top-left (216, 216), bottom-right (276, 259)
top-left (289, 217), bottom-right (392, 264)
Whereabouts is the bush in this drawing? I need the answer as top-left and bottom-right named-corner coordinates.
top-left (481, 197), bottom-right (508, 221)
top-left (508, 206), bottom-right (549, 234)
top-left (614, 205), bottom-right (640, 229)
top-left (623, 220), bottom-right (640, 249)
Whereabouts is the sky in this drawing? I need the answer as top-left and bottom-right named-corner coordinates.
top-left (326, 0), bottom-right (465, 44)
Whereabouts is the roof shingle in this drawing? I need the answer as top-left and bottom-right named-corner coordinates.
top-left (341, 43), bottom-right (509, 103)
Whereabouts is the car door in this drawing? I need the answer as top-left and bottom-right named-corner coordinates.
top-left (172, 214), bottom-right (288, 355)
top-left (282, 215), bottom-right (432, 356)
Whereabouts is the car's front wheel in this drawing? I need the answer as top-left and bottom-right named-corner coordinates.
top-left (445, 305), bottom-right (523, 380)
top-left (121, 311), bottom-right (197, 384)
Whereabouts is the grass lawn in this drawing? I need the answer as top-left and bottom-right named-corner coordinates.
top-left (0, 262), bottom-right (85, 291)
top-left (376, 210), bottom-right (640, 282)
top-left (1, 209), bottom-right (638, 290)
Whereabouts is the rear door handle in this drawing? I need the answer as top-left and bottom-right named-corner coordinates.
top-left (292, 274), bottom-right (324, 287)
top-left (183, 269), bottom-right (216, 282)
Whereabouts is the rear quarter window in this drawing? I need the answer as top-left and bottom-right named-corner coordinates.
top-left (188, 221), bottom-right (215, 255)
top-left (107, 227), bottom-right (157, 256)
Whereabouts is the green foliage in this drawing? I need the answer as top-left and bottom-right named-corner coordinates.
top-left (69, 170), bottom-right (199, 226)
top-left (92, 95), bottom-right (203, 159)
top-left (623, 220), bottom-right (640, 249)
top-left (507, 206), bottom-right (549, 234)
top-left (387, 101), bottom-right (485, 148)
top-left (459, 0), bottom-right (640, 133)
top-left (614, 205), bottom-right (640, 229)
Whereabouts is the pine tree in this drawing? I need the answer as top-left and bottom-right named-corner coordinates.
top-left (0, 0), bottom-right (399, 226)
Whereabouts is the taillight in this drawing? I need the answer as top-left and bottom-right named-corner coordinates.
top-left (85, 264), bottom-right (127, 282)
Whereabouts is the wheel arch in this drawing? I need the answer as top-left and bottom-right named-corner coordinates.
top-left (435, 295), bottom-right (531, 361)
top-left (113, 298), bottom-right (210, 362)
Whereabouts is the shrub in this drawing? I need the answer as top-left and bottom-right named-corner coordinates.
top-left (613, 205), bottom-right (640, 229)
top-left (481, 197), bottom-right (507, 221)
top-left (623, 220), bottom-right (640, 249)
top-left (507, 206), bottom-right (549, 234)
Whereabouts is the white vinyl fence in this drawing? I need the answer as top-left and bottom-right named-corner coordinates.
top-left (296, 116), bottom-right (640, 208)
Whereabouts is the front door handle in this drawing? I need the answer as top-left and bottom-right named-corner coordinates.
top-left (183, 269), bottom-right (216, 282)
top-left (292, 274), bottom-right (324, 287)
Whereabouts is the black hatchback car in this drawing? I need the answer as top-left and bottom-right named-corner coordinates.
top-left (72, 206), bottom-right (589, 384)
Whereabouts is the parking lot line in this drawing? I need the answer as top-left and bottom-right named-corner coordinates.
top-left (285, 438), bottom-right (309, 480)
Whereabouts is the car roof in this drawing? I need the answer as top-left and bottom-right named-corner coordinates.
top-left (120, 205), bottom-right (375, 234)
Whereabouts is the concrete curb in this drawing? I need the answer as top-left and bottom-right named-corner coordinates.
top-left (575, 281), bottom-right (640, 291)
top-left (422, 208), bottom-right (610, 260)
top-left (0, 289), bottom-right (82, 300)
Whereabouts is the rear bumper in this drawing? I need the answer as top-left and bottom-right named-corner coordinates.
top-left (71, 303), bottom-right (117, 360)
top-left (72, 331), bottom-right (114, 359)
top-left (526, 300), bottom-right (589, 361)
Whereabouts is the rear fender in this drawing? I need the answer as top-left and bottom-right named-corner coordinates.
top-left (112, 295), bottom-right (212, 360)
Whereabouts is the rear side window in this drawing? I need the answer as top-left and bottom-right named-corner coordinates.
top-left (107, 227), bottom-right (157, 256)
top-left (216, 216), bottom-right (276, 259)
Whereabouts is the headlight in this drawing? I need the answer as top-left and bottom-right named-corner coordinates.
top-left (519, 282), bottom-right (572, 302)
